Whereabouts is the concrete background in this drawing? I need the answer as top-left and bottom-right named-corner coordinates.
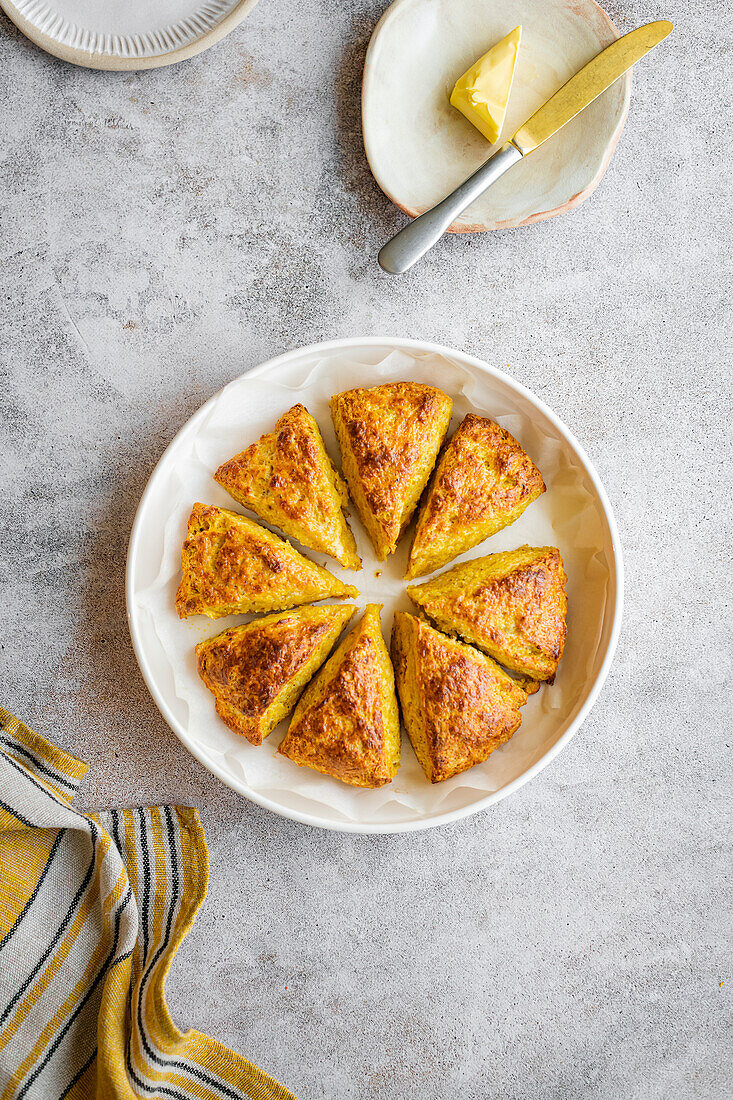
top-left (0, 0), bottom-right (730, 1096)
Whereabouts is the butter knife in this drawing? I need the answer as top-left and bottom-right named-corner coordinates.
top-left (378, 20), bottom-right (673, 274)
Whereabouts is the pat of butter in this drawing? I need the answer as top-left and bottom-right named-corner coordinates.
top-left (450, 26), bottom-right (522, 145)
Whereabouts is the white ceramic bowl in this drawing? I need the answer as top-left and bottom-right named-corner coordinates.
top-left (362, 0), bottom-right (630, 232)
top-left (126, 337), bottom-right (623, 833)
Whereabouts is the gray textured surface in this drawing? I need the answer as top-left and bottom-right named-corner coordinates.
top-left (0, 0), bottom-right (731, 1096)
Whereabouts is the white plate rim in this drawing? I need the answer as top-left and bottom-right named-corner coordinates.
top-left (0, 0), bottom-right (260, 71)
top-left (126, 336), bottom-right (624, 833)
top-left (361, 0), bottom-right (631, 233)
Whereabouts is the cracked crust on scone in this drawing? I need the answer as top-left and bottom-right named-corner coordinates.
top-left (391, 611), bottom-right (528, 783)
top-left (214, 404), bottom-right (360, 570)
top-left (195, 605), bottom-right (355, 745)
top-left (278, 604), bottom-right (401, 788)
top-left (407, 546), bottom-right (567, 681)
top-left (330, 382), bottom-right (452, 561)
top-left (406, 414), bottom-right (545, 579)
top-left (175, 503), bottom-right (358, 619)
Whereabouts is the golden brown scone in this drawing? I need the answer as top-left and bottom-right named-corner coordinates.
top-left (175, 504), bottom-right (358, 619)
top-left (196, 605), bottom-right (355, 745)
top-left (391, 611), bottom-right (528, 783)
top-left (278, 604), bottom-right (400, 788)
top-left (214, 404), bottom-right (360, 570)
top-left (406, 414), bottom-right (545, 579)
top-left (330, 382), bottom-right (452, 561)
top-left (407, 546), bottom-right (567, 681)
top-left (514, 676), bottom-right (541, 696)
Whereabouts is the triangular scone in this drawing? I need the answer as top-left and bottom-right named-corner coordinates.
top-left (330, 382), bottom-right (452, 560)
top-left (407, 546), bottom-right (567, 682)
top-left (175, 504), bottom-right (358, 619)
top-left (214, 405), bottom-right (360, 570)
top-left (278, 604), bottom-right (400, 788)
top-left (196, 605), bottom-right (355, 745)
top-left (391, 612), bottom-right (528, 783)
top-left (406, 414), bottom-right (545, 579)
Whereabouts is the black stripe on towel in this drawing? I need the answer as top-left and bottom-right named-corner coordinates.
top-left (15, 885), bottom-right (134, 1100)
top-left (128, 807), bottom-right (245, 1100)
top-left (0, 829), bottom-right (99, 1027)
top-left (0, 734), bottom-right (77, 793)
top-left (0, 827), bottom-right (66, 956)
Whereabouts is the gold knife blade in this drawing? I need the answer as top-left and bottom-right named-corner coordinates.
top-left (511, 20), bottom-right (673, 156)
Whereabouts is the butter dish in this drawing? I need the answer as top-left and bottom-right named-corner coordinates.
top-left (362, 0), bottom-right (631, 232)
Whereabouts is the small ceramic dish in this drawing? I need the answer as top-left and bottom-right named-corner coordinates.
top-left (0, 0), bottom-right (260, 70)
top-left (362, 0), bottom-right (630, 232)
top-left (126, 337), bottom-right (623, 834)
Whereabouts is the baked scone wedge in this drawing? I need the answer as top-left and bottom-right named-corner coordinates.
top-left (175, 504), bottom-right (358, 619)
top-left (214, 404), bottom-right (360, 570)
top-left (407, 546), bottom-right (567, 682)
top-left (391, 612), bottom-right (529, 783)
top-left (330, 382), bottom-right (452, 560)
top-left (405, 414), bottom-right (545, 579)
top-left (196, 605), bottom-right (356, 745)
top-left (278, 604), bottom-right (400, 788)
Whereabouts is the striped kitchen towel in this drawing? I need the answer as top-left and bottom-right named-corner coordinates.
top-left (0, 706), bottom-right (296, 1100)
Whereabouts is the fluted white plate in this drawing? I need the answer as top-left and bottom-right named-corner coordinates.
top-left (127, 337), bottom-right (623, 833)
top-left (1, 0), bottom-right (260, 69)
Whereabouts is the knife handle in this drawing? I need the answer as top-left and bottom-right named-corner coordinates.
top-left (378, 141), bottom-right (524, 275)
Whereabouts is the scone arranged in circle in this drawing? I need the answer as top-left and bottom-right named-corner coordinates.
top-left (408, 546), bottom-right (567, 682)
top-left (330, 382), bottom-right (452, 560)
top-left (391, 612), bottom-right (529, 783)
top-left (175, 503), bottom-right (357, 619)
top-left (278, 604), bottom-right (400, 788)
top-left (406, 414), bottom-right (545, 579)
top-left (196, 605), bottom-right (355, 745)
top-left (214, 404), bottom-right (360, 570)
